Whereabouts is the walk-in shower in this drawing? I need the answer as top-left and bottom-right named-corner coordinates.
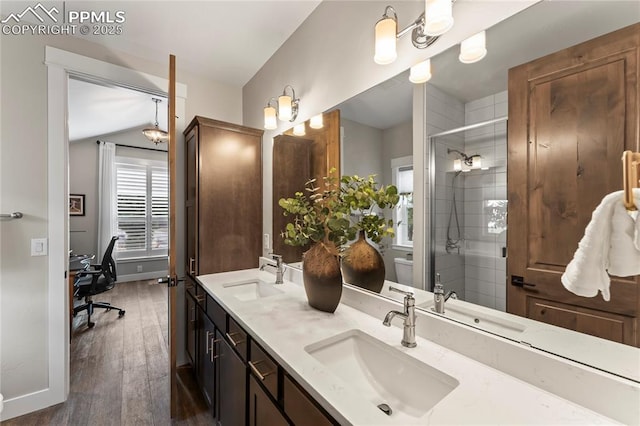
top-left (429, 116), bottom-right (508, 312)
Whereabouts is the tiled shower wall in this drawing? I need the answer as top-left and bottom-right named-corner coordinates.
top-left (462, 91), bottom-right (508, 311)
top-left (426, 84), bottom-right (466, 297)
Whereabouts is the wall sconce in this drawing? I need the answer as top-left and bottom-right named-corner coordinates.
top-left (448, 148), bottom-right (489, 172)
top-left (375, 3), bottom-right (488, 84)
top-left (263, 85), bottom-right (300, 129)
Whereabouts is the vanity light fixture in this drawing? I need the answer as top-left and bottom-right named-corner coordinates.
top-left (448, 148), bottom-right (487, 172)
top-left (142, 98), bottom-right (169, 144)
top-left (309, 113), bottom-right (324, 129)
top-left (263, 85), bottom-right (300, 129)
top-left (374, 3), bottom-right (488, 84)
top-left (459, 31), bottom-right (487, 64)
top-left (373, 5), bottom-right (441, 66)
top-left (293, 123), bottom-right (306, 136)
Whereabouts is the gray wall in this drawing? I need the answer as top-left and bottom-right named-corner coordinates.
top-left (1, 31), bottom-right (242, 410)
top-left (341, 118), bottom-right (383, 180)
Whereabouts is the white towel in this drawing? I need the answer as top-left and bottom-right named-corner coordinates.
top-left (561, 189), bottom-right (640, 301)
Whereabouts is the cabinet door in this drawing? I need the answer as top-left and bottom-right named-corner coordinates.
top-left (507, 23), bottom-right (640, 345)
top-left (249, 375), bottom-right (288, 426)
top-left (185, 291), bottom-right (197, 366)
top-left (198, 122), bottom-right (263, 274)
top-left (218, 337), bottom-right (247, 426)
top-left (199, 313), bottom-right (217, 411)
top-left (185, 127), bottom-right (198, 276)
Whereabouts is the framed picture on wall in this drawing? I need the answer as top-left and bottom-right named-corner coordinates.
top-left (69, 194), bottom-right (85, 216)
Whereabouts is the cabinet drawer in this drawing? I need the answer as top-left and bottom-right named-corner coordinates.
top-left (284, 374), bottom-right (334, 426)
top-left (227, 316), bottom-right (248, 362)
top-left (206, 294), bottom-right (226, 332)
top-left (249, 340), bottom-right (278, 400)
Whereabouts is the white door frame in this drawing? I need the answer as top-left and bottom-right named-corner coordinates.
top-left (29, 46), bottom-right (187, 419)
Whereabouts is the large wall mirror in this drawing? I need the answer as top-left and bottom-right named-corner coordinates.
top-left (273, 1), bottom-right (640, 381)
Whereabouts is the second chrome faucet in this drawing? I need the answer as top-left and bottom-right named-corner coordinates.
top-left (383, 286), bottom-right (417, 348)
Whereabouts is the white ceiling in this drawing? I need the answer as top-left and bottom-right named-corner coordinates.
top-left (337, 1), bottom-right (640, 130)
top-left (68, 78), bottom-right (168, 141)
top-left (64, 0), bottom-right (322, 87)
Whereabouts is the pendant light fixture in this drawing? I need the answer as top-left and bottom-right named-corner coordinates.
top-left (142, 98), bottom-right (168, 144)
top-left (263, 85), bottom-right (300, 129)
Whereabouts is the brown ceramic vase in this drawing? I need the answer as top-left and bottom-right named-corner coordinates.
top-left (341, 230), bottom-right (385, 293)
top-left (302, 242), bottom-right (343, 313)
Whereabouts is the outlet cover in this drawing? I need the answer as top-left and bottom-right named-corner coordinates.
top-left (136, 265), bottom-right (143, 272)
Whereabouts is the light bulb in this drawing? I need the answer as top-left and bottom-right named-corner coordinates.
top-left (278, 95), bottom-right (293, 121)
top-left (453, 159), bottom-right (462, 172)
top-left (264, 105), bottom-right (277, 130)
top-left (309, 114), bottom-right (323, 129)
top-left (293, 123), bottom-right (306, 136)
top-left (409, 59), bottom-right (432, 84)
top-left (425, 0), bottom-right (454, 36)
top-left (374, 16), bottom-right (397, 65)
top-left (472, 156), bottom-right (482, 169)
top-left (459, 31), bottom-right (487, 64)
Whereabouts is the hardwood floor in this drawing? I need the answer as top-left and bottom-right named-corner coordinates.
top-left (2, 280), bottom-right (212, 426)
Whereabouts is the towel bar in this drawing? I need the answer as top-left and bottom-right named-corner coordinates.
top-left (0, 212), bottom-right (23, 219)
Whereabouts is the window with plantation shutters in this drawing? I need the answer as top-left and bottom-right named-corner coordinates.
top-left (115, 156), bottom-right (168, 258)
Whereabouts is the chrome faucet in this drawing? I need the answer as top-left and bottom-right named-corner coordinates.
top-left (259, 254), bottom-right (285, 284)
top-left (272, 254), bottom-right (284, 284)
top-left (383, 286), bottom-right (417, 348)
top-left (433, 273), bottom-right (457, 314)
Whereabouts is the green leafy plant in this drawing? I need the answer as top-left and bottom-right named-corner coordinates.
top-left (278, 170), bottom-right (399, 256)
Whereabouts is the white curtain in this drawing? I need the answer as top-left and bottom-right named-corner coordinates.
top-left (97, 141), bottom-right (117, 257)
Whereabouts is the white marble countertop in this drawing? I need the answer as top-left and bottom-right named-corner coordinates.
top-left (197, 268), bottom-right (618, 425)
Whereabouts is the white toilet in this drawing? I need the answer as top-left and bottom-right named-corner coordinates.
top-left (394, 257), bottom-right (413, 286)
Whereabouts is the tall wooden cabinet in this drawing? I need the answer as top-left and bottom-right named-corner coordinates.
top-left (507, 23), bottom-right (640, 346)
top-left (184, 116), bottom-right (264, 276)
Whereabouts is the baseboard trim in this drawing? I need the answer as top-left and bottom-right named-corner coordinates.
top-left (117, 271), bottom-right (168, 283)
top-left (0, 387), bottom-right (63, 422)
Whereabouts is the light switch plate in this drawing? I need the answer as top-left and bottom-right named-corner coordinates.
top-left (263, 233), bottom-right (270, 250)
top-left (31, 238), bottom-right (48, 256)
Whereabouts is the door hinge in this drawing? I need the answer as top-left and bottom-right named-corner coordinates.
top-left (158, 275), bottom-right (180, 287)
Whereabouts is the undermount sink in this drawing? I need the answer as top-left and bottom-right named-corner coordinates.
top-left (305, 330), bottom-right (458, 421)
top-left (418, 300), bottom-right (526, 336)
top-left (222, 279), bottom-right (284, 301)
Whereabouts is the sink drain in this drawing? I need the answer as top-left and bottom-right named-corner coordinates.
top-left (377, 403), bottom-right (392, 416)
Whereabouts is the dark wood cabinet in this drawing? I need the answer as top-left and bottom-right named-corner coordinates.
top-left (249, 374), bottom-right (289, 426)
top-left (184, 116), bottom-right (264, 277)
top-left (185, 281), bottom-right (336, 426)
top-left (507, 23), bottom-right (640, 346)
top-left (199, 312), bottom-right (217, 410)
top-left (218, 337), bottom-right (247, 426)
top-left (185, 288), bottom-right (197, 366)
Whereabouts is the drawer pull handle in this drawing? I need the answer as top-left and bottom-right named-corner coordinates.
top-left (249, 360), bottom-right (274, 381)
top-left (189, 257), bottom-right (196, 275)
top-left (205, 330), bottom-right (213, 354)
top-left (195, 295), bottom-right (205, 303)
top-left (225, 332), bottom-right (245, 347)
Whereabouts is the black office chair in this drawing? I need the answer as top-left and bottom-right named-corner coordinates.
top-left (73, 236), bottom-right (125, 328)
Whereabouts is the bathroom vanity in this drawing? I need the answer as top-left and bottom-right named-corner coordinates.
top-left (189, 261), bottom-right (639, 425)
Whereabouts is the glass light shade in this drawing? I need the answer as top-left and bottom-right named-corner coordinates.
top-left (142, 126), bottom-right (168, 144)
top-left (459, 31), bottom-right (487, 64)
top-left (453, 159), bottom-right (462, 172)
top-left (409, 59), bottom-right (432, 84)
top-left (278, 95), bottom-right (293, 121)
top-left (309, 114), bottom-right (323, 129)
top-left (264, 105), bottom-right (277, 130)
top-left (293, 123), bottom-right (306, 136)
top-left (472, 156), bottom-right (482, 169)
top-left (374, 17), bottom-right (397, 65)
top-left (424, 0), bottom-right (454, 36)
